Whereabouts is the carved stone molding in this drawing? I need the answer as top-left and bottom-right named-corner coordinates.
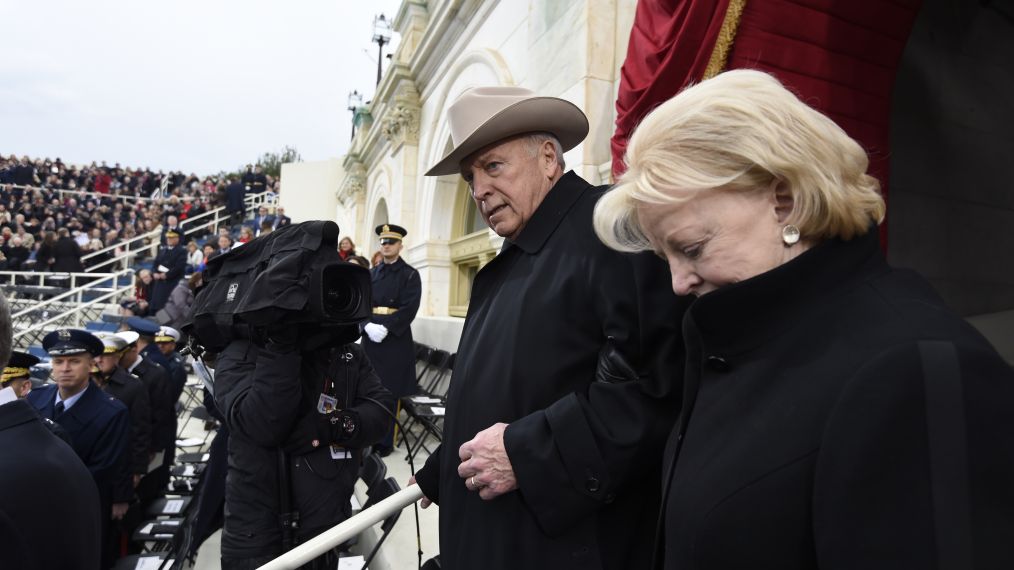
top-left (381, 103), bottom-right (421, 146)
top-left (338, 155), bottom-right (367, 201)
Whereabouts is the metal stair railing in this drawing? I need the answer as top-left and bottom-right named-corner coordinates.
top-left (7, 183), bottom-right (156, 203)
top-left (257, 486), bottom-right (424, 570)
top-left (3, 270), bottom-right (135, 350)
top-left (81, 191), bottom-right (275, 273)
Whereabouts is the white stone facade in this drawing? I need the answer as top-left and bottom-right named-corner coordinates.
top-left (281, 0), bottom-right (638, 352)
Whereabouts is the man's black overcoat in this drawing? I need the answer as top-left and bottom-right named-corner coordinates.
top-left (0, 400), bottom-right (102, 570)
top-left (414, 172), bottom-right (687, 570)
top-left (99, 366), bottom-right (152, 500)
top-left (362, 257), bottom-right (421, 398)
top-left (150, 243), bottom-right (187, 312)
top-left (658, 229), bottom-right (1014, 569)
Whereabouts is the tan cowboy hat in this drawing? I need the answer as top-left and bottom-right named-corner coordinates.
top-left (425, 86), bottom-right (589, 176)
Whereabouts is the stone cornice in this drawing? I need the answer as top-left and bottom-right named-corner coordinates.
top-left (337, 153), bottom-right (366, 202)
top-left (409, 0), bottom-right (492, 95)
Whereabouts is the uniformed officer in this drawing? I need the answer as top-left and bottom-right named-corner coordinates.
top-left (154, 325), bottom-right (187, 403)
top-left (361, 223), bottom-right (421, 454)
top-left (149, 230), bottom-right (188, 313)
top-left (154, 325), bottom-right (187, 482)
top-left (124, 316), bottom-right (172, 370)
top-left (26, 328), bottom-right (131, 569)
top-left (94, 333), bottom-right (152, 496)
top-left (1, 350), bottom-right (39, 399)
top-left (115, 328), bottom-right (176, 505)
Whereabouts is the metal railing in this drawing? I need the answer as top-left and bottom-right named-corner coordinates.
top-left (257, 486), bottom-right (424, 570)
top-left (81, 191), bottom-right (275, 273)
top-left (4, 183), bottom-right (156, 203)
top-left (3, 270), bottom-right (135, 350)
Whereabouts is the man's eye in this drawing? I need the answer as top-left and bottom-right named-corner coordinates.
top-left (682, 244), bottom-right (702, 259)
top-left (485, 162), bottom-right (502, 172)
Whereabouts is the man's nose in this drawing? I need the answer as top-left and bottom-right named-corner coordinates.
top-left (470, 174), bottom-right (494, 201)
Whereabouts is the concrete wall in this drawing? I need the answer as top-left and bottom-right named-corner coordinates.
top-left (279, 158), bottom-right (343, 225)
top-left (888, 0), bottom-right (1014, 318)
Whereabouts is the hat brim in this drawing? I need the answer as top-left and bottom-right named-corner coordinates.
top-left (425, 97), bottom-right (589, 176)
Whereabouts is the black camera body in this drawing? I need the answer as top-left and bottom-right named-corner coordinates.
top-left (184, 220), bottom-right (371, 352)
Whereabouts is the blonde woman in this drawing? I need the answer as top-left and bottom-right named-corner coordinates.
top-left (594, 70), bottom-right (1014, 569)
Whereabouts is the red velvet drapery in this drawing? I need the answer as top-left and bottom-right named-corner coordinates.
top-left (611, 0), bottom-right (923, 245)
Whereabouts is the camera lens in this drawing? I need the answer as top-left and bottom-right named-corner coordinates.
top-left (323, 279), bottom-right (361, 316)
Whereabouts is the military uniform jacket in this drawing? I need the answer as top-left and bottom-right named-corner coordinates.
top-left (414, 172), bottom-right (688, 570)
top-left (362, 256), bottom-right (421, 397)
top-left (150, 243), bottom-right (187, 311)
top-left (99, 367), bottom-right (152, 500)
top-left (132, 355), bottom-right (177, 453)
top-left (27, 382), bottom-right (131, 506)
top-left (0, 400), bottom-right (102, 570)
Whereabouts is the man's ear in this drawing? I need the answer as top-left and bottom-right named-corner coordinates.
top-left (541, 140), bottom-right (559, 177)
top-left (771, 179), bottom-right (794, 223)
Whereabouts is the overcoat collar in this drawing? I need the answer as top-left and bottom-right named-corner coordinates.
top-left (0, 400), bottom-right (37, 432)
top-left (507, 171), bottom-right (586, 255)
top-left (685, 226), bottom-right (886, 356)
top-left (373, 257), bottom-right (406, 278)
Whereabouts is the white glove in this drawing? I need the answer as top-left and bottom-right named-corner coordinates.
top-left (364, 323), bottom-right (389, 343)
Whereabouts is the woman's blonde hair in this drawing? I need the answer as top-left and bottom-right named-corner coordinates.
top-left (594, 69), bottom-right (885, 252)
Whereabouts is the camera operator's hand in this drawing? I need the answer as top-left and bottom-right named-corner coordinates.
top-left (319, 408), bottom-right (361, 444)
top-left (364, 323), bottom-right (388, 343)
top-left (253, 324), bottom-right (300, 352)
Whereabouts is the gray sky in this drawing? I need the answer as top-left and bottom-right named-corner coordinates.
top-left (1, 0), bottom-right (402, 175)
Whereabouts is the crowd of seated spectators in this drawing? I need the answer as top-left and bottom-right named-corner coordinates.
top-left (0, 155), bottom-right (279, 273)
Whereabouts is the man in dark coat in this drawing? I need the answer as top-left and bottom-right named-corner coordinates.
top-left (149, 230), bottom-right (187, 313)
top-left (51, 227), bottom-right (84, 272)
top-left (215, 330), bottom-right (394, 568)
top-left (27, 328), bottom-right (131, 569)
top-left (94, 333), bottom-right (152, 500)
top-left (116, 327), bottom-right (176, 503)
top-left (225, 177), bottom-right (246, 226)
top-left (272, 206), bottom-right (291, 230)
top-left (412, 87), bottom-right (687, 569)
top-left (0, 396), bottom-right (103, 570)
top-left (0, 298), bottom-right (102, 569)
top-left (361, 223), bottom-right (421, 454)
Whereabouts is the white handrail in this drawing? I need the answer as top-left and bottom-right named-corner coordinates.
top-left (5, 183), bottom-right (155, 202)
top-left (5, 271), bottom-right (131, 319)
top-left (11, 282), bottom-right (134, 342)
top-left (257, 485), bottom-right (424, 570)
top-left (81, 190), bottom-right (274, 271)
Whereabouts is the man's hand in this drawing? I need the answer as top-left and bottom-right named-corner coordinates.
top-left (363, 323), bottom-right (389, 343)
top-left (457, 422), bottom-right (517, 500)
top-left (112, 502), bottom-right (129, 520)
top-left (408, 475), bottom-right (432, 508)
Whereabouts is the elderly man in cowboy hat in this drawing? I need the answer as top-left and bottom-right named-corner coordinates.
top-left (411, 86), bottom-right (688, 569)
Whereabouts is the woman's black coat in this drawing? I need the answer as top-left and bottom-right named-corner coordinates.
top-left (659, 229), bottom-right (1014, 569)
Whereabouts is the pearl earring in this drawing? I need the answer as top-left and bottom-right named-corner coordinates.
top-left (781, 224), bottom-right (800, 246)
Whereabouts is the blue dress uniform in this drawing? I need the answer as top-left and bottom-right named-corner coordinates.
top-left (149, 232), bottom-right (188, 313)
top-left (362, 224), bottom-right (422, 398)
top-left (26, 329), bottom-right (130, 569)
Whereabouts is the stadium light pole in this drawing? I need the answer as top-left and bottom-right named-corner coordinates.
top-left (372, 14), bottom-right (392, 86)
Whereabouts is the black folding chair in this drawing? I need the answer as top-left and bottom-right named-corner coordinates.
top-left (359, 477), bottom-right (403, 569)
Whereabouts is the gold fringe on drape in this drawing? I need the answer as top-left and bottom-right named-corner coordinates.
top-left (703, 0), bottom-right (747, 79)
